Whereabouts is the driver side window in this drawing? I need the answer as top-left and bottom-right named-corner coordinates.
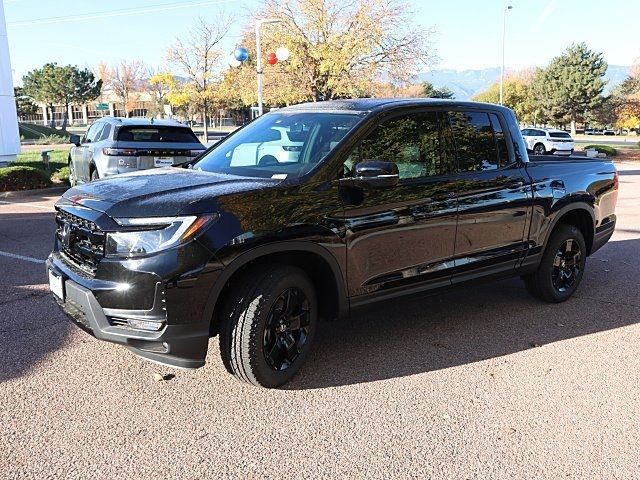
top-left (344, 111), bottom-right (455, 180)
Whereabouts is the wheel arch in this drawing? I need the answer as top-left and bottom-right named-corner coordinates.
top-left (545, 204), bottom-right (595, 255)
top-left (204, 241), bottom-right (349, 336)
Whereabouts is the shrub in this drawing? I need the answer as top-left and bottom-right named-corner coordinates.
top-left (583, 145), bottom-right (617, 157)
top-left (33, 134), bottom-right (69, 145)
top-left (52, 166), bottom-right (70, 184)
top-left (0, 166), bottom-right (52, 191)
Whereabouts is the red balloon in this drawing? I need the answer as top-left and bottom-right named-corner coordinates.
top-left (266, 52), bottom-right (278, 65)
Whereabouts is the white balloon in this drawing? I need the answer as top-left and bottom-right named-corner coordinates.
top-left (228, 56), bottom-right (242, 68)
top-left (275, 47), bottom-right (290, 62)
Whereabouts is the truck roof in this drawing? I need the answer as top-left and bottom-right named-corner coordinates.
top-left (281, 98), bottom-right (511, 114)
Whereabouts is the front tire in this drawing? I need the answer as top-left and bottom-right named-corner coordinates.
top-left (219, 264), bottom-right (318, 388)
top-left (524, 224), bottom-right (586, 302)
top-left (68, 158), bottom-right (77, 187)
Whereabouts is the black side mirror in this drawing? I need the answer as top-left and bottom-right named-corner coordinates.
top-left (352, 160), bottom-right (399, 188)
top-left (69, 134), bottom-right (81, 146)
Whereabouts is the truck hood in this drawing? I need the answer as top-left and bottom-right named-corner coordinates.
top-left (62, 167), bottom-right (281, 218)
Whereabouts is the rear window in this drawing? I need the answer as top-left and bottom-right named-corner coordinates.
top-left (116, 126), bottom-right (199, 143)
top-left (549, 132), bottom-right (572, 139)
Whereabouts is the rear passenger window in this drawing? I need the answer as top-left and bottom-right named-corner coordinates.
top-left (490, 114), bottom-right (510, 166)
top-left (348, 111), bottom-right (455, 180)
top-left (448, 111), bottom-right (499, 171)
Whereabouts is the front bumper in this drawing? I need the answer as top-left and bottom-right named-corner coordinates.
top-left (47, 255), bottom-right (210, 369)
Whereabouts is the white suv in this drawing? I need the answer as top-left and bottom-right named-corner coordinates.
top-left (521, 127), bottom-right (574, 156)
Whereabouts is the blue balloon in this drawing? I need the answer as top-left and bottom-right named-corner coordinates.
top-left (233, 47), bottom-right (249, 62)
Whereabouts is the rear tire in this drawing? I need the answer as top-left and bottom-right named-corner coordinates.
top-left (219, 264), bottom-right (317, 388)
top-left (523, 224), bottom-right (586, 303)
top-left (90, 168), bottom-right (99, 182)
top-left (533, 143), bottom-right (546, 155)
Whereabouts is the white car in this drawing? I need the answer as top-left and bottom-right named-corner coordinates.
top-left (521, 127), bottom-right (574, 156)
top-left (230, 126), bottom-right (304, 166)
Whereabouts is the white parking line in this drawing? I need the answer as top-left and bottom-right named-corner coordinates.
top-left (0, 200), bottom-right (54, 211)
top-left (0, 250), bottom-right (45, 264)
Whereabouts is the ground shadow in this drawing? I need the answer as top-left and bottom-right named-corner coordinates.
top-left (286, 237), bottom-right (639, 390)
top-left (0, 207), bottom-right (70, 383)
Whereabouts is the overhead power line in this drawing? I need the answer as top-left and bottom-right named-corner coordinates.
top-left (7, 0), bottom-right (235, 27)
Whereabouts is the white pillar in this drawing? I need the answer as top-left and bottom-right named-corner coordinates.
top-left (82, 104), bottom-right (88, 124)
top-left (0, 2), bottom-right (20, 165)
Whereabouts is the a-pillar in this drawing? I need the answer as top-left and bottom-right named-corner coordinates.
top-left (0, 2), bottom-right (20, 165)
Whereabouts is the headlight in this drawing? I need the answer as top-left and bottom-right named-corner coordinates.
top-left (105, 214), bottom-right (217, 258)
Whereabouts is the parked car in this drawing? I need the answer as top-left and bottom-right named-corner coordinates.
top-left (603, 128), bottom-right (616, 136)
top-left (48, 99), bottom-right (618, 388)
top-left (67, 117), bottom-right (206, 186)
top-left (521, 127), bottom-right (574, 155)
top-left (229, 126), bottom-right (305, 166)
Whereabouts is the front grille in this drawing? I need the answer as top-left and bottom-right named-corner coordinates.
top-left (55, 209), bottom-right (105, 275)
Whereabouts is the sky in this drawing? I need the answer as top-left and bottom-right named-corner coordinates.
top-left (3, 0), bottom-right (639, 85)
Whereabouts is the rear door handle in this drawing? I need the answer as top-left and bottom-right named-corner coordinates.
top-left (550, 180), bottom-right (565, 189)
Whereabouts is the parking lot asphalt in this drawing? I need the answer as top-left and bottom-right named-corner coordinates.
top-left (1, 165), bottom-right (639, 479)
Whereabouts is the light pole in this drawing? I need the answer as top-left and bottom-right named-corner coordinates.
top-left (255, 18), bottom-right (282, 116)
top-left (499, 5), bottom-right (512, 106)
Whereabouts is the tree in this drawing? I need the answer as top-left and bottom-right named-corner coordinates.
top-left (218, 0), bottom-right (435, 108)
top-left (532, 43), bottom-right (607, 134)
top-left (22, 63), bottom-right (58, 128)
top-left (421, 81), bottom-right (454, 99)
top-left (145, 70), bottom-right (171, 118)
top-left (472, 71), bottom-right (537, 125)
top-left (54, 65), bottom-right (102, 130)
top-left (14, 87), bottom-right (37, 118)
top-left (167, 15), bottom-right (232, 141)
top-left (21, 63), bottom-right (102, 130)
top-left (604, 63), bottom-right (640, 130)
top-left (103, 60), bottom-right (146, 118)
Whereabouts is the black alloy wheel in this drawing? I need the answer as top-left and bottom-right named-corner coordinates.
top-left (523, 224), bottom-right (586, 303)
top-left (262, 287), bottom-right (311, 371)
top-left (551, 238), bottom-right (582, 293)
top-left (219, 264), bottom-right (318, 388)
top-left (533, 143), bottom-right (546, 155)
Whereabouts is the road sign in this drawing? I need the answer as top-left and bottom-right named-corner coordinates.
top-left (96, 103), bottom-right (109, 111)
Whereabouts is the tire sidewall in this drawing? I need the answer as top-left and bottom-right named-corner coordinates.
top-left (539, 225), bottom-right (586, 302)
top-left (249, 269), bottom-right (318, 387)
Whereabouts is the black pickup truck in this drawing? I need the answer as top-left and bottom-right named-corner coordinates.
top-left (47, 99), bottom-right (618, 388)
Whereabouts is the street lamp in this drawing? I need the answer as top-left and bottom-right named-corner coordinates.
top-left (499, 5), bottom-right (513, 106)
top-left (255, 18), bottom-right (283, 116)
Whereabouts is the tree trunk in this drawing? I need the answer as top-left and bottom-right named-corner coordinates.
top-left (48, 105), bottom-right (56, 129)
top-left (570, 111), bottom-right (577, 135)
top-left (61, 104), bottom-right (69, 132)
top-left (202, 109), bottom-right (208, 143)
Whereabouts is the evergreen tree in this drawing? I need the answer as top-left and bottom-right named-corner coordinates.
top-left (421, 82), bottom-right (454, 99)
top-left (533, 43), bottom-right (607, 134)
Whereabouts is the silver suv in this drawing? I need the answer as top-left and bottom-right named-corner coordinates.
top-left (68, 118), bottom-right (205, 185)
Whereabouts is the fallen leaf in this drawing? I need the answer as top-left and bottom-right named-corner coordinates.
top-left (530, 343), bottom-right (542, 348)
top-left (153, 373), bottom-right (165, 382)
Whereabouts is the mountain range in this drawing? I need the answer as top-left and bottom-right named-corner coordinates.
top-left (418, 65), bottom-right (631, 100)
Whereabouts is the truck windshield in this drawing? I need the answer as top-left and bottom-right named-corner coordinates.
top-left (193, 111), bottom-right (362, 179)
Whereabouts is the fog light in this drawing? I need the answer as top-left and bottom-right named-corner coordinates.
top-left (127, 319), bottom-right (164, 331)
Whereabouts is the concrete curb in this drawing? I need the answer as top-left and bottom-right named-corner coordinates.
top-left (0, 185), bottom-right (68, 198)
